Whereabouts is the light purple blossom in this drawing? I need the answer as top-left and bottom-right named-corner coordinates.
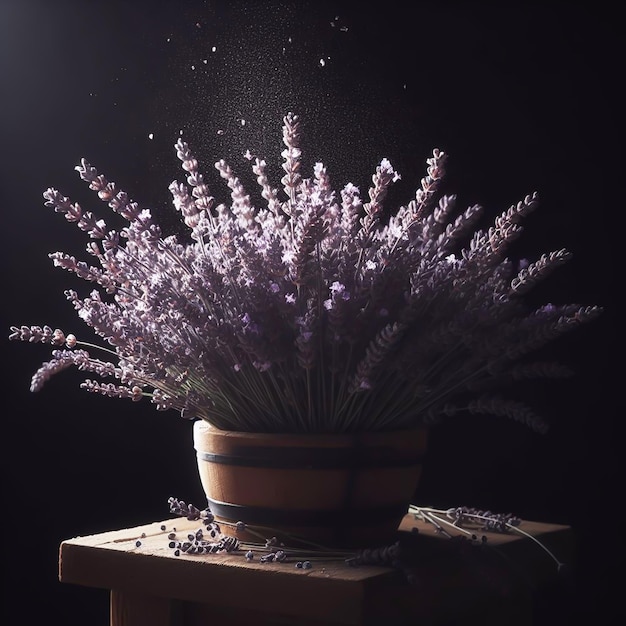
top-left (8, 113), bottom-right (602, 434)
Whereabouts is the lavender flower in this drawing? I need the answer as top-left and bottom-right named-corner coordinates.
top-left (345, 541), bottom-right (402, 567)
top-left (9, 114), bottom-right (602, 433)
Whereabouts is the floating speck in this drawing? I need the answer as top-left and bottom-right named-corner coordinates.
top-left (217, 129), bottom-right (224, 135)
top-left (191, 65), bottom-right (195, 70)
top-left (212, 46), bottom-right (217, 52)
top-left (148, 133), bottom-right (154, 140)
top-left (195, 22), bottom-right (201, 29)
top-left (240, 119), bottom-right (246, 127)
top-left (203, 59), bottom-right (208, 64)
top-left (243, 149), bottom-right (253, 160)
top-left (331, 16), bottom-right (348, 32)
top-left (319, 58), bottom-right (325, 67)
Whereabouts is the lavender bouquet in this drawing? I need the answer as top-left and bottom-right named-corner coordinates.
top-left (10, 113), bottom-right (601, 433)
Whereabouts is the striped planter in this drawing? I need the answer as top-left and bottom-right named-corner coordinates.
top-left (193, 421), bottom-right (428, 547)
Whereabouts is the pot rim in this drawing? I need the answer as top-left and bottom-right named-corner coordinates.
top-left (193, 418), bottom-right (428, 445)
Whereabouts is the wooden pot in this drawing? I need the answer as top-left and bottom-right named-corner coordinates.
top-left (193, 421), bottom-right (428, 548)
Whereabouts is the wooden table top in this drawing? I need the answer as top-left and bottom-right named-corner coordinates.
top-left (59, 512), bottom-right (573, 625)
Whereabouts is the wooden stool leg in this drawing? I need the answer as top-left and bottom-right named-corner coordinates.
top-left (110, 589), bottom-right (181, 626)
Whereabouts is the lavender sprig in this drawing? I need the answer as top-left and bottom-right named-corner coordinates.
top-left (446, 506), bottom-right (521, 532)
top-left (167, 496), bottom-right (212, 522)
top-left (409, 505), bottom-right (566, 572)
top-left (345, 541), bottom-right (402, 567)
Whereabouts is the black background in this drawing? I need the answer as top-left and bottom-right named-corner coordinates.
top-left (0, 1), bottom-right (620, 624)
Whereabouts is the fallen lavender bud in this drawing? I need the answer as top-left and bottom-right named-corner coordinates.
top-left (273, 549), bottom-right (287, 562)
top-left (218, 535), bottom-right (240, 552)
